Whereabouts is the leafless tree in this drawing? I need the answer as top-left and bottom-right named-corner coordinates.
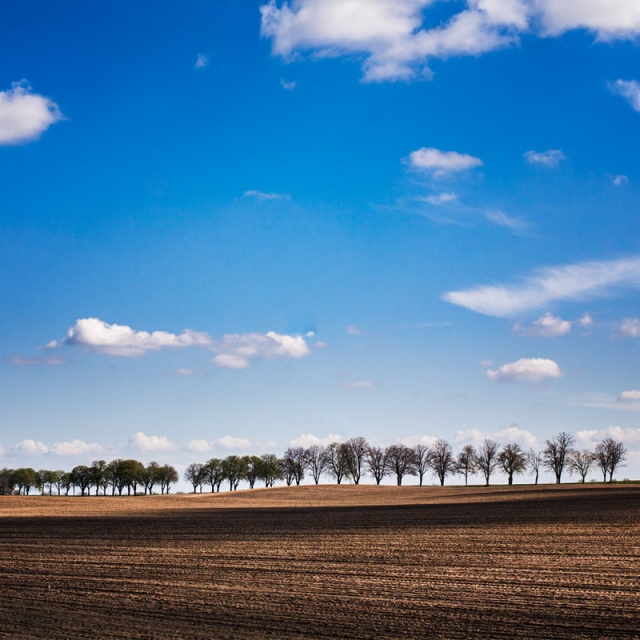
top-left (282, 448), bottom-right (306, 486)
top-left (476, 439), bottom-right (500, 486)
top-left (304, 445), bottom-right (327, 484)
top-left (430, 439), bottom-right (457, 486)
top-left (567, 449), bottom-right (595, 483)
top-left (456, 444), bottom-right (477, 486)
top-left (324, 442), bottom-right (349, 484)
top-left (595, 438), bottom-right (627, 483)
top-left (498, 443), bottom-right (527, 485)
top-left (344, 437), bottom-right (369, 485)
top-left (527, 449), bottom-right (543, 485)
top-left (365, 446), bottom-right (388, 485)
top-left (385, 444), bottom-right (417, 486)
top-left (543, 432), bottom-right (574, 484)
top-left (412, 444), bottom-right (433, 486)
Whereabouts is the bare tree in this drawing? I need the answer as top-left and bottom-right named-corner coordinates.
top-left (476, 439), bottom-right (500, 486)
top-left (412, 444), bottom-right (433, 486)
top-left (304, 445), bottom-right (327, 484)
top-left (365, 446), bottom-right (388, 485)
top-left (595, 438), bottom-right (627, 483)
top-left (567, 449), bottom-right (595, 483)
top-left (527, 449), bottom-right (543, 485)
top-left (324, 442), bottom-right (349, 484)
top-left (344, 437), bottom-right (369, 485)
top-left (456, 444), bottom-right (477, 486)
top-left (430, 440), bottom-right (456, 486)
top-left (543, 432), bottom-right (574, 484)
top-left (384, 444), bottom-right (417, 486)
top-left (498, 444), bottom-right (527, 485)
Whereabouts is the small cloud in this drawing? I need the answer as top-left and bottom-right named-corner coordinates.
top-left (9, 354), bottom-right (66, 366)
top-left (612, 174), bottom-right (629, 186)
top-left (579, 312), bottom-right (594, 327)
top-left (483, 210), bottom-right (527, 232)
top-left (129, 432), bottom-right (176, 454)
top-left (619, 390), bottom-right (640, 403)
top-left (186, 439), bottom-right (212, 453)
top-left (398, 434), bottom-right (438, 447)
top-left (173, 368), bottom-right (201, 377)
top-left (455, 425), bottom-right (537, 448)
top-left (524, 149), bottom-right (564, 167)
top-left (243, 189), bottom-right (291, 201)
top-left (0, 80), bottom-right (64, 145)
top-left (518, 313), bottom-right (572, 337)
top-left (195, 53), bottom-right (209, 69)
top-left (13, 439), bottom-right (49, 456)
top-left (290, 433), bottom-right (343, 447)
top-left (346, 324), bottom-right (362, 335)
top-left (610, 79), bottom-right (640, 112)
top-left (213, 436), bottom-right (252, 450)
top-left (50, 439), bottom-right (104, 456)
top-left (343, 380), bottom-right (376, 390)
top-left (619, 317), bottom-right (640, 337)
top-left (280, 78), bottom-right (296, 90)
top-left (406, 147), bottom-right (483, 178)
top-left (423, 192), bottom-right (458, 206)
top-left (479, 360), bottom-right (493, 368)
top-left (486, 357), bottom-right (564, 384)
top-left (212, 331), bottom-right (310, 369)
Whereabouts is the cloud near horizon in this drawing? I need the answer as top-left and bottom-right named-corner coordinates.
top-left (443, 257), bottom-right (640, 317)
top-left (455, 425), bottom-right (538, 448)
top-left (290, 433), bottom-right (343, 447)
top-left (0, 81), bottom-right (64, 145)
top-left (48, 318), bottom-right (312, 369)
top-left (261, 0), bottom-right (640, 82)
top-left (130, 432), bottom-right (176, 454)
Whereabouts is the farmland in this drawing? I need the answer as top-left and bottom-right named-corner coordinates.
top-left (0, 484), bottom-right (638, 639)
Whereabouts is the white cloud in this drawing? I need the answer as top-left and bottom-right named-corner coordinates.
top-left (619, 390), bottom-right (640, 403)
top-left (536, 0), bottom-right (640, 39)
top-left (213, 436), bottom-right (252, 450)
top-left (346, 324), bottom-right (362, 335)
top-left (0, 81), bottom-right (64, 145)
top-left (50, 439), bottom-right (104, 457)
top-left (290, 433), bottom-right (343, 447)
top-left (174, 368), bottom-right (200, 376)
top-left (280, 78), bottom-right (297, 90)
top-left (579, 312), bottom-right (593, 327)
top-left (575, 425), bottom-right (640, 449)
top-left (487, 357), bottom-right (563, 384)
top-left (13, 439), bottom-right (49, 456)
top-left (612, 174), bottom-right (629, 186)
top-left (57, 318), bottom-right (212, 357)
top-left (483, 210), bottom-right (527, 231)
top-left (611, 79), bottom-right (640, 111)
top-left (407, 147), bottom-right (483, 177)
top-left (423, 192), bottom-right (458, 206)
top-left (620, 317), bottom-right (640, 337)
top-left (10, 354), bottom-right (65, 367)
top-left (261, 1), bottom-right (640, 82)
top-left (455, 425), bottom-right (537, 448)
top-left (129, 432), bottom-right (176, 454)
top-left (243, 189), bottom-right (291, 201)
top-left (399, 434), bottom-right (438, 447)
top-left (524, 149), bottom-right (564, 167)
top-left (195, 53), bottom-right (209, 69)
top-left (444, 257), bottom-right (640, 317)
top-left (520, 313), bottom-right (572, 337)
top-left (187, 439), bottom-right (212, 453)
top-left (343, 380), bottom-right (376, 389)
top-left (212, 331), bottom-right (310, 369)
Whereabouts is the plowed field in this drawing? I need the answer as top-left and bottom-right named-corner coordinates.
top-left (0, 484), bottom-right (638, 639)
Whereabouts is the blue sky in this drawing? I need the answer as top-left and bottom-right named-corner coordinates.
top-left (1, 0), bottom-right (640, 487)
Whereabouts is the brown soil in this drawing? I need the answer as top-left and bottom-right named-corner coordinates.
top-left (0, 484), bottom-right (638, 639)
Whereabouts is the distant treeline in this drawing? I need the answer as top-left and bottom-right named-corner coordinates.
top-left (0, 432), bottom-right (627, 496)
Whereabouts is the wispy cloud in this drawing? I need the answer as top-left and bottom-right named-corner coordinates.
top-left (444, 257), bottom-right (640, 317)
top-left (243, 189), bottom-right (291, 201)
top-left (195, 53), bottom-right (209, 69)
top-left (280, 78), bottom-right (296, 90)
top-left (619, 317), bottom-right (640, 337)
top-left (343, 380), bottom-right (376, 390)
top-left (610, 79), bottom-right (640, 111)
top-left (346, 324), bottom-right (362, 335)
top-left (423, 192), bottom-right (458, 206)
top-left (455, 425), bottom-right (538, 448)
top-left (612, 174), bottom-right (629, 186)
top-left (9, 354), bottom-right (66, 367)
top-left (524, 149), bottom-right (564, 167)
top-left (186, 436), bottom-right (254, 452)
top-left (290, 433), bottom-right (343, 447)
top-left (486, 358), bottom-right (563, 384)
top-left (406, 147), bottom-right (483, 178)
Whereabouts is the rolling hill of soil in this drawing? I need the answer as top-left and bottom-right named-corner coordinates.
top-left (1, 484), bottom-right (638, 639)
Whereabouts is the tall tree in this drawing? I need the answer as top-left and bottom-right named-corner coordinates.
top-left (204, 458), bottom-right (225, 493)
top-left (498, 444), bottom-right (527, 485)
top-left (527, 449), bottom-right (543, 485)
top-left (184, 463), bottom-right (205, 493)
top-left (365, 446), bottom-right (388, 485)
top-left (282, 448), bottom-right (306, 486)
top-left (384, 444), bottom-right (416, 486)
top-left (344, 437), bottom-right (369, 485)
top-left (242, 456), bottom-right (262, 489)
top-left (71, 465), bottom-right (93, 496)
top-left (222, 456), bottom-right (247, 491)
top-left (304, 445), bottom-right (327, 485)
top-left (412, 444), bottom-right (433, 486)
top-left (543, 432), bottom-right (574, 484)
top-left (0, 468), bottom-right (15, 495)
top-left (595, 438), bottom-right (627, 483)
top-left (257, 454), bottom-right (282, 488)
top-left (476, 439), bottom-right (500, 486)
top-left (567, 449), bottom-right (595, 483)
top-left (324, 442), bottom-right (349, 485)
top-left (430, 440), bottom-right (456, 487)
top-left (456, 444), bottom-right (477, 486)
top-left (90, 460), bottom-right (109, 496)
top-left (157, 465), bottom-right (178, 494)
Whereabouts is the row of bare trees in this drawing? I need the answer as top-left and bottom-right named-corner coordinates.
top-left (0, 460), bottom-right (179, 496)
top-left (1, 433), bottom-right (628, 496)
